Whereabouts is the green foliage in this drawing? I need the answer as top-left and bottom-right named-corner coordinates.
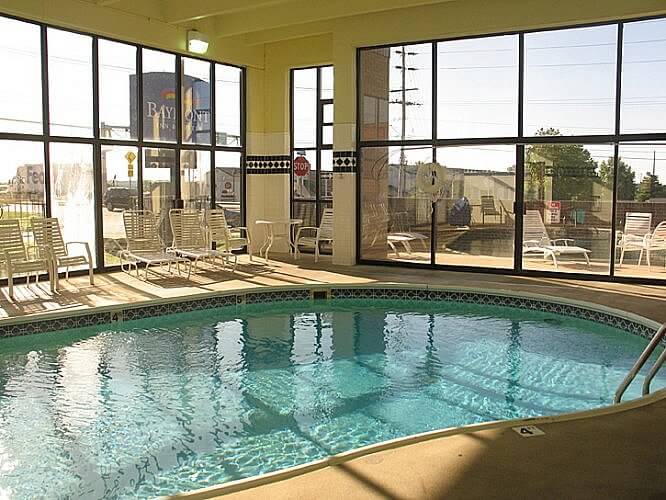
top-left (599, 157), bottom-right (636, 201)
top-left (525, 128), bottom-right (599, 201)
top-left (636, 172), bottom-right (666, 202)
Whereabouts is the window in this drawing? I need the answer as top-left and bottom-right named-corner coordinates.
top-left (524, 25), bottom-right (617, 136)
top-left (0, 13), bottom-right (245, 277)
top-left (101, 145), bottom-right (139, 265)
top-left (0, 17), bottom-right (42, 134)
top-left (48, 28), bottom-right (93, 137)
top-left (215, 64), bottom-right (242, 147)
top-left (99, 40), bottom-right (137, 140)
top-left (180, 150), bottom-right (211, 208)
top-left (291, 66), bottom-right (334, 241)
top-left (358, 17), bottom-right (666, 282)
top-left (142, 49), bottom-right (176, 143)
top-left (621, 19), bottom-right (666, 134)
top-left (182, 58), bottom-right (211, 145)
top-left (50, 142), bottom-right (96, 266)
top-left (437, 35), bottom-right (518, 138)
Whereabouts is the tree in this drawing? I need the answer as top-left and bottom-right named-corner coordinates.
top-left (599, 157), bottom-right (636, 201)
top-left (525, 128), bottom-right (599, 202)
top-left (636, 172), bottom-right (666, 202)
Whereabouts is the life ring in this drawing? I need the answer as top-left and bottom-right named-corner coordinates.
top-left (416, 162), bottom-right (447, 196)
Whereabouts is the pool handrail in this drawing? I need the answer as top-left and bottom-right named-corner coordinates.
top-left (614, 322), bottom-right (666, 403)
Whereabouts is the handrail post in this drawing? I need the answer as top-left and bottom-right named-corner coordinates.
top-left (642, 347), bottom-right (666, 396)
top-left (614, 323), bottom-right (666, 404)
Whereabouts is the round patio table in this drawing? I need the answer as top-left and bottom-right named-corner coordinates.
top-left (255, 219), bottom-right (302, 261)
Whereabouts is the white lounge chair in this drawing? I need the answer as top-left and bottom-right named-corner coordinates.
top-left (121, 210), bottom-right (189, 280)
top-left (31, 217), bottom-right (94, 286)
top-left (295, 207), bottom-right (334, 262)
top-left (169, 209), bottom-right (234, 277)
top-left (617, 212), bottom-right (653, 267)
top-left (523, 209), bottom-right (591, 269)
top-left (0, 219), bottom-right (55, 299)
top-left (204, 208), bottom-right (251, 262)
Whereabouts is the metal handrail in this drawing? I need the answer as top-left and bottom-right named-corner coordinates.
top-left (614, 323), bottom-right (666, 404)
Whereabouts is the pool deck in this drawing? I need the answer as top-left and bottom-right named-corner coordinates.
top-left (200, 390), bottom-right (666, 500)
top-left (2, 255), bottom-right (666, 499)
top-left (1, 254), bottom-right (666, 324)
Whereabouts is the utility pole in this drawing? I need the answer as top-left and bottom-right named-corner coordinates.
top-left (390, 46), bottom-right (420, 198)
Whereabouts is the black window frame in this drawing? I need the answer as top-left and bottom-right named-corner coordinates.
top-left (290, 65), bottom-right (334, 233)
top-left (0, 12), bottom-right (246, 274)
top-left (356, 14), bottom-right (666, 285)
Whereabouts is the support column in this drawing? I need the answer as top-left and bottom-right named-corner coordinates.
top-left (332, 40), bottom-right (357, 266)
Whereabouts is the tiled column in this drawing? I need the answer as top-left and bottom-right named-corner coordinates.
top-left (332, 41), bottom-right (357, 266)
top-left (245, 65), bottom-right (292, 255)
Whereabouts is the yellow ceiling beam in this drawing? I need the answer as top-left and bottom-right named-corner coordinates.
top-left (162, 0), bottom-right (292, 24)
top-left (213, 0), bottom-right (455, 37)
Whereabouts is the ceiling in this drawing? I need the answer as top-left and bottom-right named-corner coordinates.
top-left (84, 0), bottom-right (458, 43)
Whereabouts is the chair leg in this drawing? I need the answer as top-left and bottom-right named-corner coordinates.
top-left (8, 273), bottom-right (13, 300)
top-left (638, 249), bottom-right (644, 266)
top-left (584, 252), bottom-right (591, 268)
top-left (315, 243), bottom-right (320, 263)
top-left (619, 246), bottom-right (626, 267)
top-left (647, 249), bottom-right (652, 271)
top-left (88, 261), bottom-right (94, 285)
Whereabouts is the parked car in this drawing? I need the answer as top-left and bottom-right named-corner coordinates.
top-left (103, 187), bottom-right (132, 211)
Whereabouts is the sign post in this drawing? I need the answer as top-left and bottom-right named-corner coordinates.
top-left (125, 150), bottom-right (136, 190)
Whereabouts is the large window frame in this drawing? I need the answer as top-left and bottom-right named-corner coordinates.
top-left (290, 66), bottom-right (333, 232)
top-left (356, 14), bottom-right (666, 285)
top-left (0, 12), bottom-right (246, 274)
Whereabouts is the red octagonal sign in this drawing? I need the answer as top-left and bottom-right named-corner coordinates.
top-left (293, 155), bottom-right (311, 177)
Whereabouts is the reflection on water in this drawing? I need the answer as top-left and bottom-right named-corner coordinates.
top-left (0, 301), bottom-right (662, 499)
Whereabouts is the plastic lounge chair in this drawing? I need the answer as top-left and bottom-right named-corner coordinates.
top-left (0, 219), bottom-right (55, 299)
top-left (169, 209), bottom-right (234, 277)
top-left (295, 207), bottom-right (334, 262)
top-left (121, 210), bottom-right (189, 280)
top-left (204, 208), bottom-right (251, 262)
top-left (522, 209), bottom-right (591, 269)
top-left (31, 217), bottom-right (94, 286)
top-left (617, 219), bottom-right (666, 271)
top-left (617, 212), bottom-right (653, 267)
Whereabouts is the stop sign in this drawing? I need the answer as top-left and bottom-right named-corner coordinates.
top-left (293, 156), bottom-right (311, 177)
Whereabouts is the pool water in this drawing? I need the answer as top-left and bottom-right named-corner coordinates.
top-left (0, 299), bottom-right (663, 499)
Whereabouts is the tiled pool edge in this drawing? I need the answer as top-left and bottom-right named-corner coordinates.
top-left (0, 284), bottom-right (660, 340)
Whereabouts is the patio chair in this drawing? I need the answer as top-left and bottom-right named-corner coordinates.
top-left (0, 219), bottom-right (55, 299)
top-left (295, 207), bottom-right (334, 262)
top-left (522, 210), bottom-right (591, 269)
top-left (169, 209), bottom-right (234, 277)
top-left (617, 212), bottom-right (653, 267)
top-left (31, 217), bottom-right (94, 286)
top-left (481, 195), bottom-right (503, 224)
top-left (121, 210), bottom-right (189, 280)
top-left (204, 208), bottom-right (251, 262)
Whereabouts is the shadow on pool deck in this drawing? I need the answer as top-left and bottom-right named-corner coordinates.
top-left (195, 391), bottom-right (666, 500)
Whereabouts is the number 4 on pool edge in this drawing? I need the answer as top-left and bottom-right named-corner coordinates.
top-left (512, 425), bottom-right (545, 437)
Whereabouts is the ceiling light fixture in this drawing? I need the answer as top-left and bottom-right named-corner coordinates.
top-left (187, 30), bottom-right (209, 54)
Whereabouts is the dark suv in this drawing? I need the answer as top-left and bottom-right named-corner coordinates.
top-left (103, 187), bottom-right (132, 212)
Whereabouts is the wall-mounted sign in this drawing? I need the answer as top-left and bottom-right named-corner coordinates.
top-left (294, 156), bottom-right (311, 177)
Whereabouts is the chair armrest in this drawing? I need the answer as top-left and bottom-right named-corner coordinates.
top-left (296, 227), bottom-right (320, 240)
top-left (66, 241), bottom-right (93, 261)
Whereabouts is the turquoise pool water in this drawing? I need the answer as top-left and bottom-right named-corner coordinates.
top-left (0, 299), bottom-right (664, 499)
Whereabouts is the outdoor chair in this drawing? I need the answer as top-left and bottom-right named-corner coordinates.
top-left (295, 207), bottom-right (334, 262)
top-left (0, 219), bottom-right (55, 299)
top-left (121, 210), bottom-right (189, 280)
top-left (481, 195), bottom-right (503, 224)
top-left (204, 208), bottom-right (251, 262)
top-left (31, 217), bottom-right (94, 286)
top-left (522, 209), bottom-right (591, 269)
top-left (169, 209), bottom-right (234, 277)
top-left (617, 212), bottom-right (653, 267)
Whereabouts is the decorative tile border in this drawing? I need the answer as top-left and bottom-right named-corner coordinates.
top-left (246, 155), bottom-right (291, 174)
top-left (0, 286), bottom-right (659, 341)
top-left (333, 151), bottom-right (357, 173)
